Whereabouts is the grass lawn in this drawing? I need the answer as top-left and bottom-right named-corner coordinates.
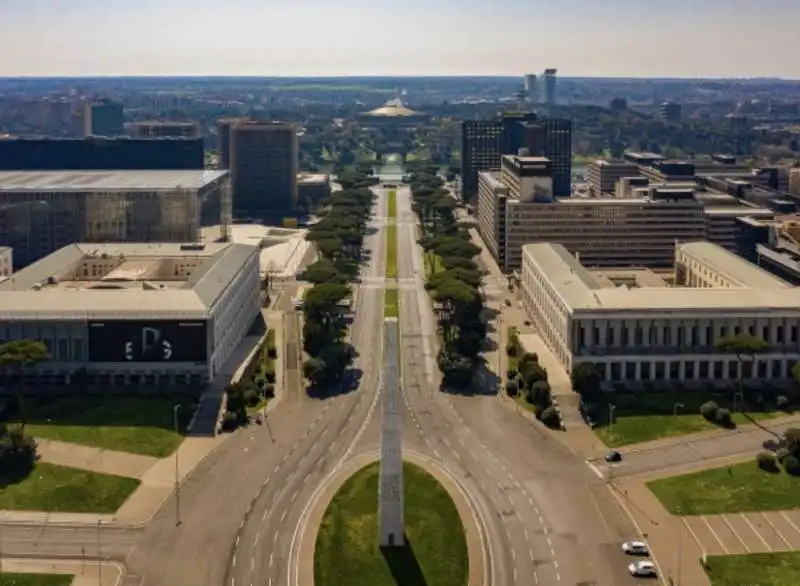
top-left (20, 395), bottom-right (197, 457)
top-left (647, 460), bottom-right (800, 515)
top-left (315, 462), bottom-right (468, 586)
top-left (0, 462), bottom-right (140, 514)
top-left (592, 390), bottom-right (779, 447)
top-left (0, 575), bottom-right (73, 586)
top-left (384, 288), bottom-right (399, 318)
top-left (386, 223), bottom-right (398, 279)
top-left (704, 552), bottom-right (800, 585)
top-left (387, 190), bottom-right (397, 218)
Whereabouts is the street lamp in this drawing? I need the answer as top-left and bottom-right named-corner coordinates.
top-left (173, 403), bottom-right (183, 527)
top-left (674, 402), bottom-right (684, 416)
top-left (608, 403), bottom-right (616, 428)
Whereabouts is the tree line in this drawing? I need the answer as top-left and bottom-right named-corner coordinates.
top-left (409, 167), bottom-right (487, 390)
top-left (300, 170), bottom-right (379, 389)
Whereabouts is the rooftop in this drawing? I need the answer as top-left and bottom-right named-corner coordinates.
top-left (0, 170), bottom-right (228, 192)
top-left (524, 242), bottom-right (800, 313)
top-left (364, 99), bottom-right (420, 117)
top-left (679, 241), bottom-right (790, 289)
top-left (0, 242), bottom-right (257, 319)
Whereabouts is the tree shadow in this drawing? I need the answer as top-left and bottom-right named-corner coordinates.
top-left (439, 360), bottom-right (499, 397)
top-left (380, 534), bottom-right (427, 586)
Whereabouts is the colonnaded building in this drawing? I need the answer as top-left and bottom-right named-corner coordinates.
top-left (0, 241), bottom-right (260, 386)
top-left (521, 240), bottom-right (800, 384)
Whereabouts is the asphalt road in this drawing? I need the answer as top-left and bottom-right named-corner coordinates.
top-left (394, 185), bottom-right (654, 586)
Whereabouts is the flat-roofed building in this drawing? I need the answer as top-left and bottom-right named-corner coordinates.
top-left (0, 246), bottom-right (11, 278)
top-left (297, 173), bottom-right (331, 209)
top-left (0, 170), bottom-right (231, 267)
top-left (522, 241), bottom-right (800, 385)
top-left (587, 159), bottom-right (640, 196)
top-left (0, 241), bottom-right (260, 386)
top-left (476, 169), bottom-right (706, 272)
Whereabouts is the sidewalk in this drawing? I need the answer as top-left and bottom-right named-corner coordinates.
top-left (37, 439), bottom-right (156, 479)
top-left (0, 558), bottom-right (124, 586)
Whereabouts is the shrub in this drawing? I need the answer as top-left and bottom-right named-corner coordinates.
top-left (777, 395), bottom-right (791, 411)
top-left (506, 343), bottom-right (518, 357)
top-left (263, 384), bottom-right (275, 398)
top-left (521, 363), bottom-right (548, 389)
top-left (0, 425), bottom-right (37, 479)
top-left (264, 368), bottom-right (277, 384)
top-left (776, 447), bottom-right (791, 463)
top-left (539, 406), bottom-right (561, 429)
top-left (715, 408), bottom-right (732, 426)
top-left (700, 401), bottom-right (720, 420)
top-left (222, 411), bottom-right (238, 431)
top-left (784, 455), bottom-right (800, 476)
top-left (506, 380), bottom-right (519, 397)
top-left (756, 451), bottom-right (779, 472)
top-left (267, 346), bottom-right (278, 360)
top-left (506, 369), bottom-right (517, 380)
top-left (529, 380), bottom-right (552, 408)
top-left (244, 388), bottom-right (260, 407)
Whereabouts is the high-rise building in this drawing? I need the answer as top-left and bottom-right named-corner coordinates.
top-left (659, 102), bottom-right (683, 121)
top-left (461, 112), bottom-right (572, 200)
top-left (543, 69), bottom-right (558, 105)
top-left (230, 122), bottom-right (298, 219)
top-left (215, 117), bottom-right (249, 169)
top-left (523, 74), bottom-right (538, 103)
top-left (790, 168), bottom-right (800, 198)
top-left (83, 100), bottom-right (124, 137)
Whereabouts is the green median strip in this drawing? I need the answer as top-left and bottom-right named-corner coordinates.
top-left (384, 287), bottom-right (399, 318)
top-left (386, 224), bottom-right (397, 279)
top-left (387, 190), bottom-right (397, 218)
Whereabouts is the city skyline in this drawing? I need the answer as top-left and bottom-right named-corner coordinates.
top-left (2, 0), bottom-right (799, 78)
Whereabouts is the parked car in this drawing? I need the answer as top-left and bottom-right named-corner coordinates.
top-left (621, 540), bottom-right (649, 555)
top-left (628, 561), bottom-right (656, 577)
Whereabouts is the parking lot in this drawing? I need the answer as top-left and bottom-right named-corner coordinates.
top-left (683, 509), bottom-right (800, 555)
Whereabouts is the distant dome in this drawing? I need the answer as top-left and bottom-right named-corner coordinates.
top-left (365, 99), bottom-right (420, 117)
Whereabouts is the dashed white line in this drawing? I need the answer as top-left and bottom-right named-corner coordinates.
top-left (250, 558), bottom-right (255, 572)
top-left (281, 510), bottom-right (288, 522)
top-left (235, 536), bottom-right (240, 546)
top-left (290, 491), bottom-right (298, 503)
top-left (254, 534), bottom-right (260, 546)
top-left (262, 510), bottom-right (268, 522)
top-left (269, 553), bottom-right (274, 568)
top-left (529, 549), bottom-right (535, 561)
top-left (523, 528), bottom-right (529, 540)
top-left (232, 555), bottom-right (237, 567)
top-left (553, 560), bottom-right (559, 569)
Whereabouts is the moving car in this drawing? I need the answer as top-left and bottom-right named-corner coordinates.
top-left (628, 561), bottom-right (656, 577)
top-left (621, 540), bottom-right (649, 555)
top-left (605, 451), bottom-right (623, 463)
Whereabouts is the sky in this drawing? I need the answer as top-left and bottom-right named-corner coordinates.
top-left (1, 0), bottom-right (799, 78)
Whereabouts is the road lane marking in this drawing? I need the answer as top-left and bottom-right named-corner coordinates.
top-left (262, 510), bottom-right (268, 522)
top-left (232, 555), bottom-right (236, 567)
top-left (781, 511), bottom-right (800, 537)
top-left (250, 558), bottom-right (254, 572)
top-left (269, 553), bottom-right (274, 568)
top-left (722, 515), bottom-right (749, 552)
top-left (702, 516), bottom-right (729, 554)
top-left (281, 510), bottom-right (287, 522)
top-left (254, 534), bottom-right (259, 546)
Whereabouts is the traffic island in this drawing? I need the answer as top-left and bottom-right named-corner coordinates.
top-left (313, 460), bottom-right (468, 586)
top-left (0, 575), bottom-right (71, 586)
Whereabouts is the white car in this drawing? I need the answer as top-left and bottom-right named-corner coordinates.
top-left (621, 540), bottom-right (649, 555)
top-left (628, 561), bottom-right (656, 577)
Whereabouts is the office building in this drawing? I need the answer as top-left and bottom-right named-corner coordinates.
top-left (0, 241), bottom-right (260, 386)
top-left (230, 122), bottom-right (298, 219)
top-left (543, 69), bottom-right (557, 105)
top-left (587, 160), bottom-right (641, 196)
top-left (215, 117), bottom-right (250, 169)
top-left (83, 100), bottom-right (124, 137)
top-left (659, 102), bottom-right (683, 121)
top-left (476, 161), bottom-right (706, 272)
top-left (0, 138), bottom-right (204, 171)
top-left (523, 74), bottom-right (538, 103)
top-left (790, 168), bottom-right (800, 198)
top-left (129, 121), bottom-right (199, 139)
top-left (0, 170), bottom-right (231, 268)
top-left (521, 241), bottom-right (800, 385)
top-left (298, 173), bottom-right (331, 209)
top-left (461, 112), bottom-right (571, 200)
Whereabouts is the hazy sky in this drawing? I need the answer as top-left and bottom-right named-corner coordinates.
top-left (1, 0), bottom-right (798, 78)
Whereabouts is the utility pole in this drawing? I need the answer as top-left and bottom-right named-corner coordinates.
top-left (608, 403), bottom-right (616, 428)
top-left (173, 403), bottom-right (183, 526)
